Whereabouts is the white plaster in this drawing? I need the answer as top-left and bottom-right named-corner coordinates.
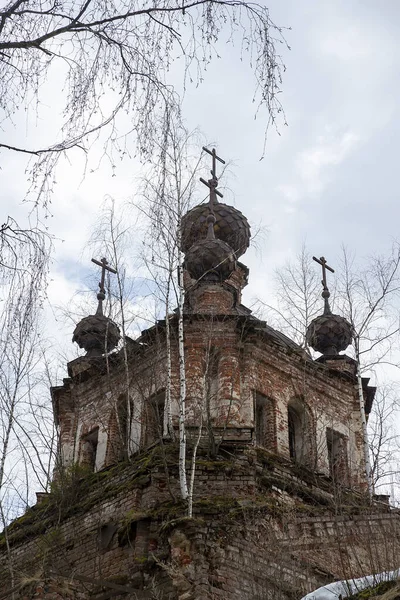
top-left (61, 443), bottom-right (75, 468)
top-left (276, 395), bottom-right (289, 456)
top-left (74, 421), bottom-right (82, 463)
top-left (95, 428), bottom-right (108, 471)
top-left (130, 399), bottom-right (142, 453)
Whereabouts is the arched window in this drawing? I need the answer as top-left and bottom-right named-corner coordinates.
top-left (80, 427), bottom-right (99, 471)
top-left (254, 393), bottom-right (276, 452)
top-left (287, 399), bottom-right (314, 467)
top-left (105, 394), bottom-right (133, 465)
top-left (116, 394), bottom-right (130, 457)
top-left (145, 390), bottom-right (166, 446)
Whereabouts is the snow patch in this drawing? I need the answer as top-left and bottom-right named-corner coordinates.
top-left (301, 569), bottom-right (399, 599)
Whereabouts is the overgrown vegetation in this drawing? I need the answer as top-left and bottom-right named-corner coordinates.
top-left (348, 580), bottom-right (399, 599)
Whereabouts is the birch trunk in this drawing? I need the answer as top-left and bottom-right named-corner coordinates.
top-left (177, 245), bottom-right (188, 500)
top-left (355, 335), bottom-right (373, 498)
top-left (164, 277), bottom-right (174, 439)
top-left (188, 417), bottom-right (202, 518)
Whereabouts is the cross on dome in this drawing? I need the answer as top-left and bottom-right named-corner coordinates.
top-left (91, 257), bottom-right (117, 316)
top-left (200, 147), bottom-right (226, 241)
top-left (313, 255), bottom-right (334, 315)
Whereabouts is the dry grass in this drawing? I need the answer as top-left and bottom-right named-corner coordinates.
top-left (376, 583), bottom-right (400, 599)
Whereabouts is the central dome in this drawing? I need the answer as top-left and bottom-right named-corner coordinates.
top-left (184, 237), bottom-right (235, 281)
top-left (181, 202), bottom-right (250, 258)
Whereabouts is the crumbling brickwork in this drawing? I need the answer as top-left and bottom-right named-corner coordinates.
top-left (1, 195), bottom-right (387, 598)
top-left (1, 447), bottom-right (398, 599)
top-left (51, 279), bottom-right (373, 493)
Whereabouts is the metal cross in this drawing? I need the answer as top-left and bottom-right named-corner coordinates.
top-left (205, 146), bottom-right (225, 179)
top-left (91, 257), bottom-right (117, 296)
top-left (200, 146), bottom-right (225, 201)
top-left (312, 256), bottom-right (334, 292)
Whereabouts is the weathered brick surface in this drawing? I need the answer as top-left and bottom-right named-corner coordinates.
top-left (7, 273), bottom-right (383, 598)
top-left (52, 285), bottom-right (372, 493)
top-left (1, 453), bottom-right (398, 599)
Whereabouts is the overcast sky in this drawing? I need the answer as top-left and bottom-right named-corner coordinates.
top-left (3, 0), bottom-right (400, 370)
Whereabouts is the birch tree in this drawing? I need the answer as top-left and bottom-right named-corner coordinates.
top-left (337, 246), bottom-right (400, 497)
top-left (87, 199), bottom-right (144, 456)
top-left (0, 219), bottom-right (54, 588)
top-left (138, 118), bottom-right (205, 510)
top-left (265, 243), bottom-right (400, 498)
top-left (0, 0), bottom-right (287, 206)
top-left (260, 244), bottom-right (322, 353)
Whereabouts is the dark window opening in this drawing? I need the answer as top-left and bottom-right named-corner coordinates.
top-left (117, 394), bottom-right (132, 459)
top-left (288, 405), bottom-right (303, 461)
top-left (255, 403), bottom-right (265, 445)
top-left (288, 409), bottom-right (296, 460)
top-left (146, 391), bottom-right (166, 445)
top-left (287, 399), bottom-right (314, 467)
top-left (118, 520), bottom-right (137, 548)
top-left (98, 522), bottom-right (118, 552)
top-left (255, 393), bottom-right (276, 451)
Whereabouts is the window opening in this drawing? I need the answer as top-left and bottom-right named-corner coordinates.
top-left (146, 391), bottom-right (165, 445)
top-left (98, 522), bottom-right (118, 551)
top-left (288, 408), bottom-right (296, 459)
top-left (81, 427), bottom-right (99, 471)
top-left (287, 399), bottom-right (314, 467)
top-left (327, 428), bottom-right (348, 485)
top-left (255, 403), bottom-right (265, 446)
top-left (116, 393), bottom-right (132, 458)
top-left (255, 393), bottom-right (276, 451)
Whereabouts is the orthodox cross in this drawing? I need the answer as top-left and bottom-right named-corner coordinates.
top-left (313, 255), bottom-right (334, 314)
top-left (312, 256), bottom-right (334, 293)
top-left (91, 257), bottom-right (117, 314)
top-left (200, 147), bottom-right (225, 239)
top-left (200, 146), bottom-right (225, 204)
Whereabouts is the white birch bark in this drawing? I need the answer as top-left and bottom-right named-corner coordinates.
top-left (164, 277), bottom-right (174, 439)
top-left (355, 335), bottom-right (373, 498)
top-left (177, 246), bottom-right (188, 501)
top-left (188, 416), bottom-right (202, 518)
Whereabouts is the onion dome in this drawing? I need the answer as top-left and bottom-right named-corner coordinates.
top-left (306, 312), bottom-right (353, 356)
top-left (185, 236), bottom-right (235, 281)
top-left (73, 314), bottom-right (120, 357)
top-left (73, 257), bottom-right (121, 357)
top-left (181, 201), bottom-right (250, 258)
top-left (306, 256), bottom-right (353, 356)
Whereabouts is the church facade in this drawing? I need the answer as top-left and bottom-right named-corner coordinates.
top-left (0, 152), bottom-right (397, 600)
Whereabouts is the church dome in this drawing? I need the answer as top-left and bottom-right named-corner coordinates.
top-left (306, 313), bottom-right (353, 356)
top-left (181, 201), bottom-right (250, 258)
top-left (73, 314), bottom-right (120, 357)
top-left (184, 236), bottom-right (235, 281)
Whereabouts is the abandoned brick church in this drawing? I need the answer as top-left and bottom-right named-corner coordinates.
top-left (1, 151), bottom-right (398, 599)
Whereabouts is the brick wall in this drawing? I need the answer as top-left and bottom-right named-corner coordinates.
top-left (1, 447), bottom-right (397, 599)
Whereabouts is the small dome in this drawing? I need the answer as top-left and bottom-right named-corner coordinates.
top-left (184, 237), bottom-right (235, 281)
top-left (306, 313), bottom-right (353, 356)
top-left (73, 314), bottom-right (120, 357)
top-left (181, 202), bottom-right (250, 258)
